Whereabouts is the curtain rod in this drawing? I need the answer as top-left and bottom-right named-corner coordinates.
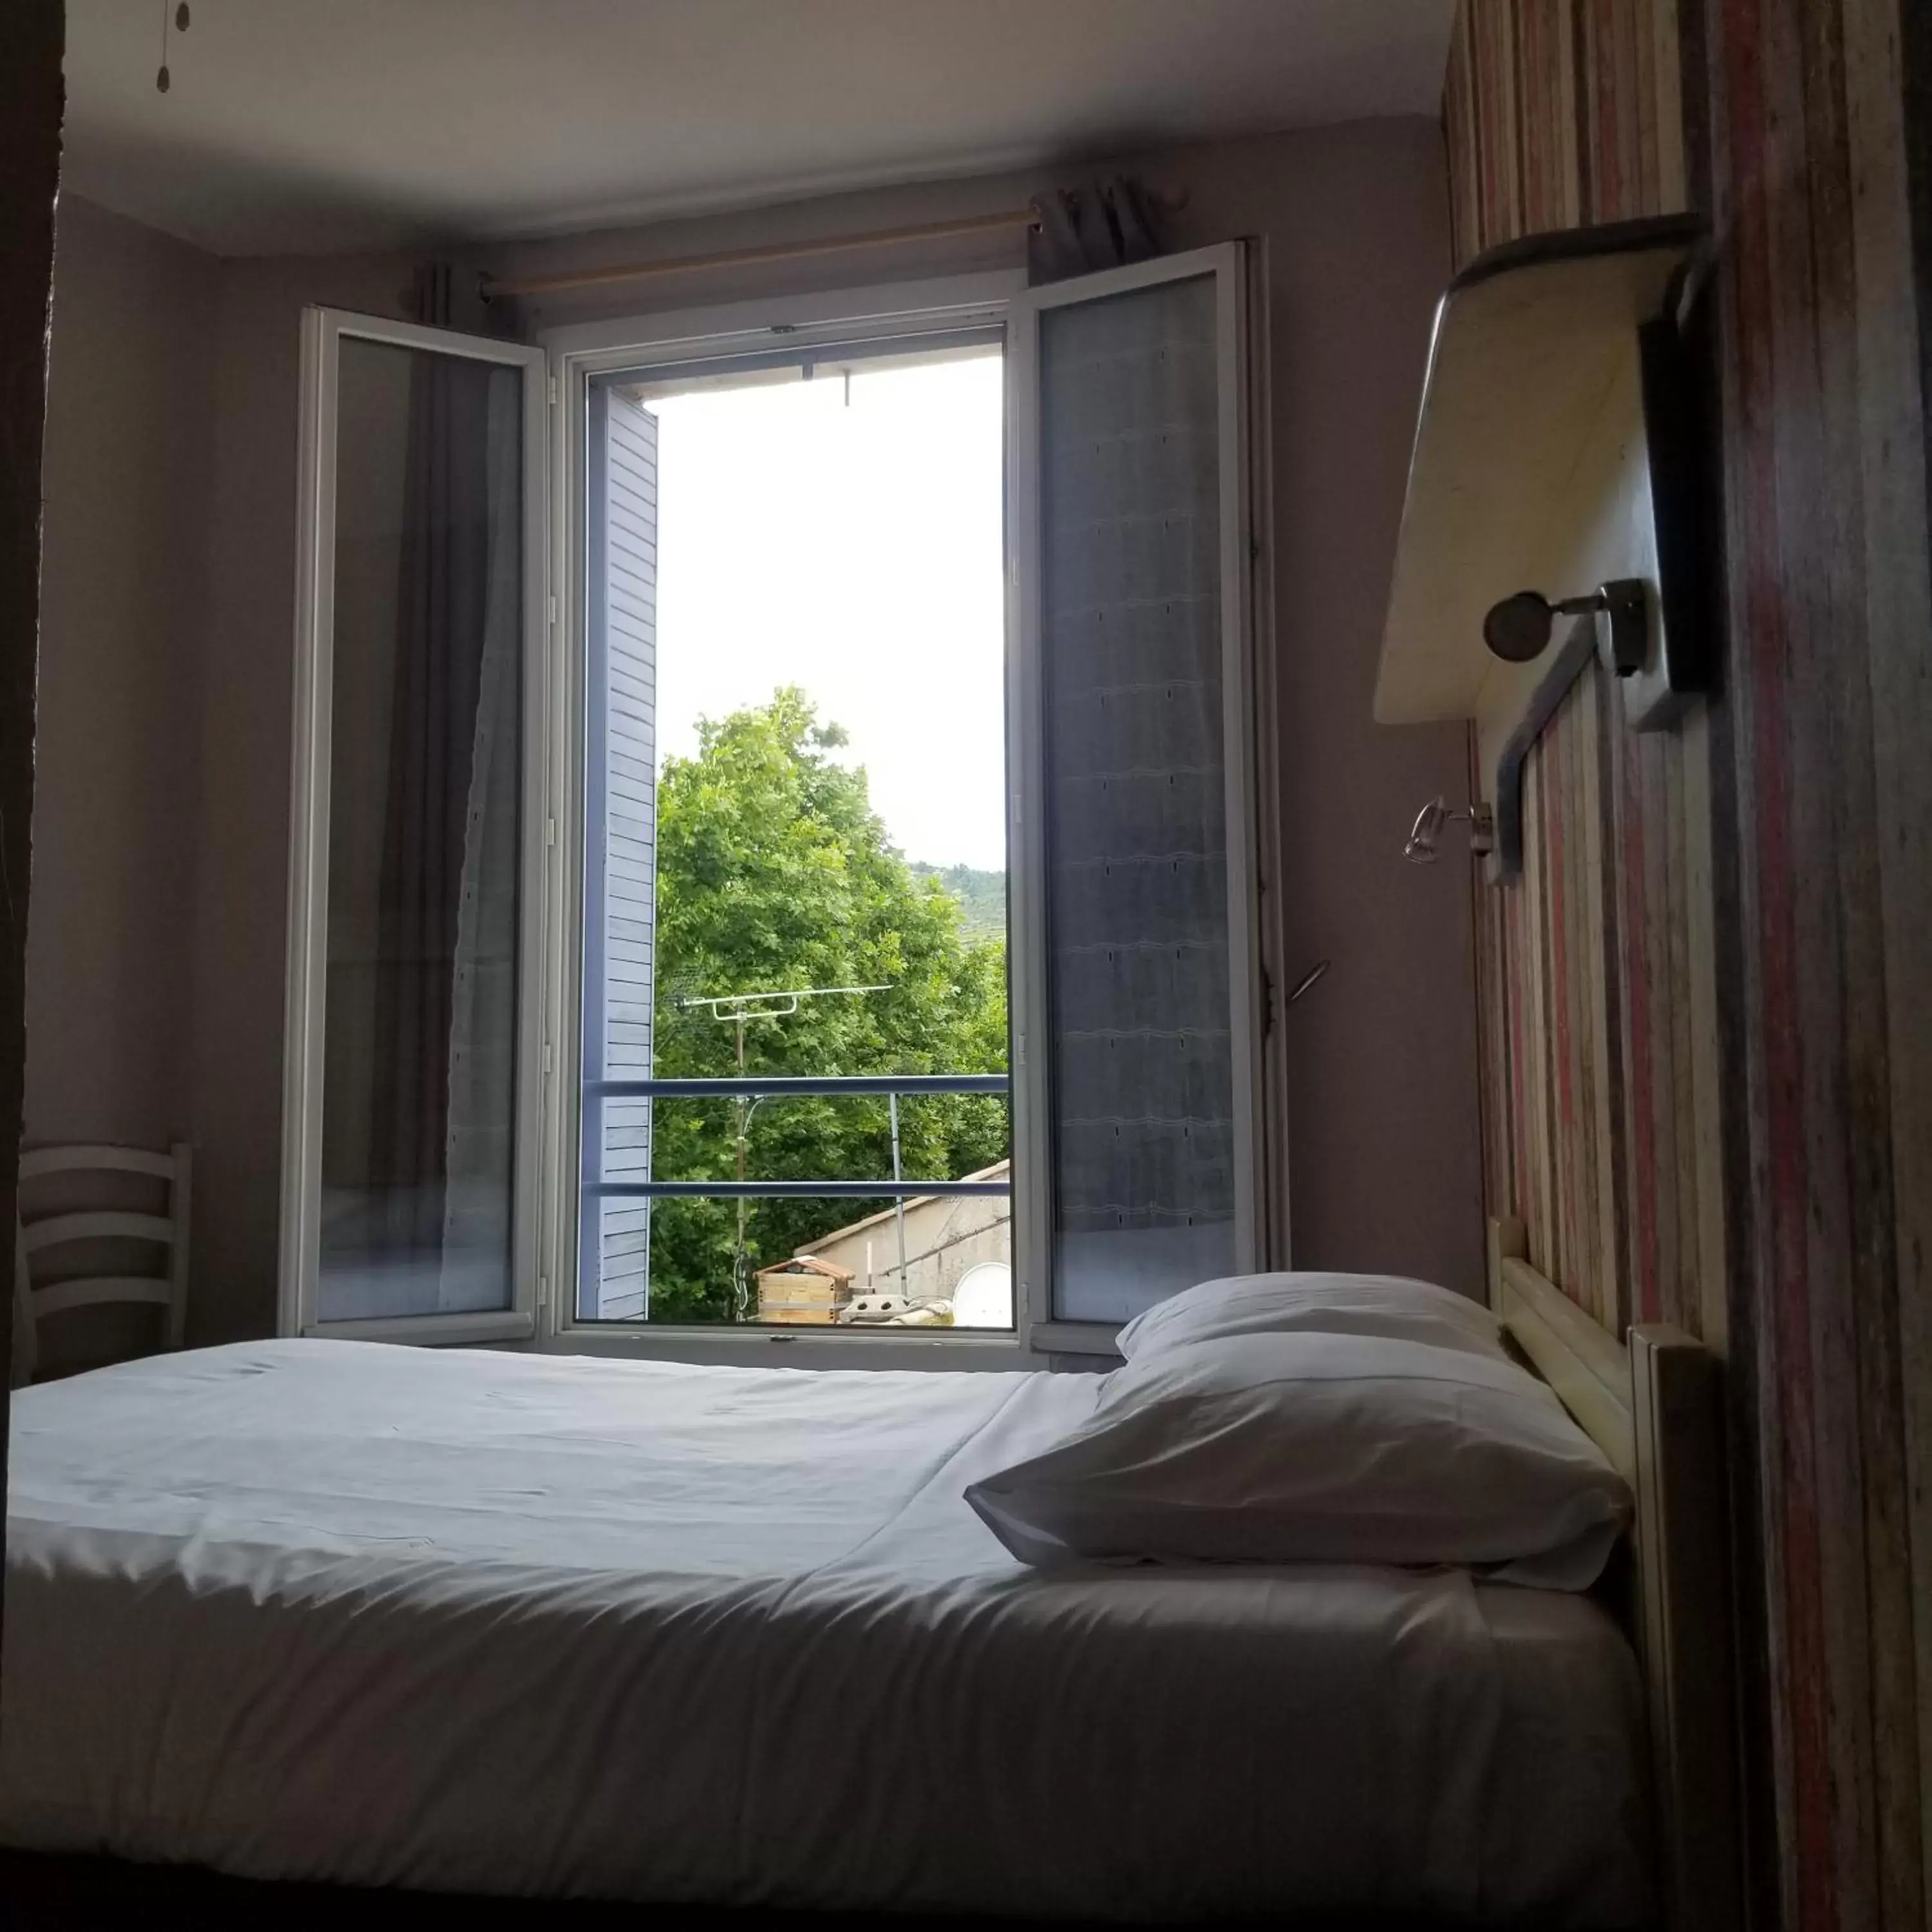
top-left (481, 205), bottom-right (1043, 301)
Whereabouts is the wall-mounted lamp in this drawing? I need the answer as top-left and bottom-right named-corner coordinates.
top-left (1403, 795), bottom-right (1496, 866)
top-left (1482, 579), bottom-right (1647, 674)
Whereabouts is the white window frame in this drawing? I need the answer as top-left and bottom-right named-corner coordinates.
top-left (1010, 243), bottom-right (1267, 1356)
top-left (540, 274), bottom-right (1034, 1369)
top-left (279, 307), bottom-right (551, 1345)
top-left (281, 261), bottom-right (1269, 1365)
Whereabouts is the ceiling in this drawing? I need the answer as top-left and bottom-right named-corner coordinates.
top-left (61, 1), bottom-right (1455, 258)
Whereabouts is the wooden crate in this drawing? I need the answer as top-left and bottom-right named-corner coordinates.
top-left (755, 1273), bottom-right (848, 1325)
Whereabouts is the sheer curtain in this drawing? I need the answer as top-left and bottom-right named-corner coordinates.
top-left (1039, 272), bottom-right (1238, 1323)
top-left (317, 339), bottom-right (522, 1323)
top-left (440, 369), bottom-right (522, 1307)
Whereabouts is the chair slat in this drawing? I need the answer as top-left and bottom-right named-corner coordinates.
top-left (20, 1145), bottom-right (178, 1182)
top-left (30, 1278), bottom-right (173, 1321)
top-left (21, 1210), bottom-right (175, 1253)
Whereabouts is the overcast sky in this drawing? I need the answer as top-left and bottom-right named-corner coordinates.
top-left (649, 352), bottom-right (1007, 873)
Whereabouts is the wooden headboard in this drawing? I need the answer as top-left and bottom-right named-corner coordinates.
top-left (1486, 1217), bottom-right (1741, 1931)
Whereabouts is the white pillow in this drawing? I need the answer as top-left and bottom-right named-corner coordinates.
top-left (1115, 1270), bottom-right (1506, 1363)
top-left (966, 1330), bottom-right (1630, 1588)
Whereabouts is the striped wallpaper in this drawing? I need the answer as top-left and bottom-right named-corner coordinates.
top-left (1446, 3), bottom-right (1932, 1926)
top-left (1446, 0), bottom-right (1725, 1349)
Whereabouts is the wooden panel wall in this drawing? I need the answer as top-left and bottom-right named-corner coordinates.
top-left (1696, 3), bottom-right (1932, 1925)
top-left (1447, 3), bottom-right (1932, 1926)
top-left (1446, 0), bottom-right (1725, 1349)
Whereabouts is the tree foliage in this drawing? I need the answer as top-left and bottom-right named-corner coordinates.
top-left (646, 689), bottom-right (1008, 1320)
top-left (910, 863), bottom-right (1007, 941)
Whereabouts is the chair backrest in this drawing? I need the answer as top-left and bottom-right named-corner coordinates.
top-left (13, 1142), bottom-right (191, 1384)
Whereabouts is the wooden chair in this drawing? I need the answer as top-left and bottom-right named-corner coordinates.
top-left (12, 1143), bottom-right (191, 1385)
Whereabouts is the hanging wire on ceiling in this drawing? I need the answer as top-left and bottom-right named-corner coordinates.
top-left (156, 3), bottom-right (190, 95)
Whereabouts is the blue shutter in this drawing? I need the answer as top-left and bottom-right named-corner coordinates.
top-left (580, 388), bottom-right (659, 1318)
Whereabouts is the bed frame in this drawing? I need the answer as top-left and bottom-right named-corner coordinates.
top-left (1486, 1217), bottom-right (1741, 1931)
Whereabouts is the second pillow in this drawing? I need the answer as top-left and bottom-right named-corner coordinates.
top-left (966, 1328), bottom-right (1630, 1588)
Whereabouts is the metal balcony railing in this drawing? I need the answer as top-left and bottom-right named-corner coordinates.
top-left (580, 1074), bottom-right (1012, 1324)
top-left (581, 1075), bottom-right (1011, 1200)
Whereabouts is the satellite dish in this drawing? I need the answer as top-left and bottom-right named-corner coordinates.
top-left (952, 1262), bottom-right (1012, 1330)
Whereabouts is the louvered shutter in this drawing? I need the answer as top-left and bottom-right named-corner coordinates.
top-left (580, 388), bottom-right (659, 1318)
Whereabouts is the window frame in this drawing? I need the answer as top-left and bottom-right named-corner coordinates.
top-left (279, 263), bottom-right (1271, 1363)
top-left (279, 307), bottom-right (551, 1345)
top-left (540, 274), bottom-right (1034, 1369)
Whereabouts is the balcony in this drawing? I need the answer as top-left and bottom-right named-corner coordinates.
top-left (580, 1075), bottom-right (1012, 1327)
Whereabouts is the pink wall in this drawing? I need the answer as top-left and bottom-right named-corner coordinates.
top-left (37, 119), bottom-right (1481, 1342)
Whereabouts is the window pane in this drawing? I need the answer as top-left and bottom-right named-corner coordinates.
top-left (319, 337), bottom-right (523, 1321)
top-left (1039, 273), bottom-right (1236, 1323)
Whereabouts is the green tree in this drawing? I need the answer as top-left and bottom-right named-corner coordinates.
top-left (647, 688), bottom-right (1008, 1320)
top-left (909, 863), bottom-right (1007, 941)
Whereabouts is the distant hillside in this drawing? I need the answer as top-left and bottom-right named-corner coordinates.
top-left (913, 864), bottom-right (1007, 942)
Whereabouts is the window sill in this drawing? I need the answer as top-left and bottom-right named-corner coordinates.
top-left (1025, 1320), bottom-right (1124, 1357)
top-left (543, 1323), bottom-right (1032, 1372)
top-left (303, 1311), bottom-right (536, 1347)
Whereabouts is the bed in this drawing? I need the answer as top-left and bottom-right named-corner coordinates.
top-left (0, 1234), bottom-right (1734, 1925)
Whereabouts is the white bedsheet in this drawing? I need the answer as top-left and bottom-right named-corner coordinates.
top-left (2, 1341), bottom-right (1650, 1923)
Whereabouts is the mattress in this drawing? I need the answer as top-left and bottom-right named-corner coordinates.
top-left (1, 1340), bottom-right (1650, 1923)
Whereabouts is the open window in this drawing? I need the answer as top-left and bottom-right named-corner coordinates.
top-left (283, 251), bottom-right (1265, 1359)
top-left (279, 310), bottom-right (548, 1343)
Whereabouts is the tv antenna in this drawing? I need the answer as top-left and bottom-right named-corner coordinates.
top-left (678, 984), bottom-right (889, 1319)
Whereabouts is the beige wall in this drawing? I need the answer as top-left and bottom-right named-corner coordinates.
top-left (36, 117), bottom-right (1481, 1343)
top-left (30, 196), bottom-right (217, 1154)
top-left (28, 196), bottom-right (222, 1368)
